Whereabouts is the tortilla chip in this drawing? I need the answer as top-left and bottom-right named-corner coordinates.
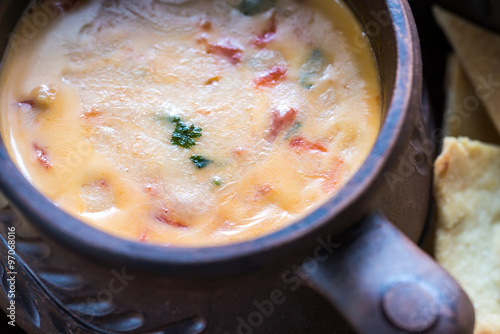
top-left (443, 54), bottom-right (500, 144)
top-left (434, 137), bottom-right (500, 334)
top-left (434, 7), bottom-right (500, 135)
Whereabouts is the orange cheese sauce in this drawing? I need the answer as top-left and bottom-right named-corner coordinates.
top-left (0, 0), bottom-right (381, 246)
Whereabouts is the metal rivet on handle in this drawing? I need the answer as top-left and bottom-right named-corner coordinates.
top-left (383, 282), bottom-right (438, 333)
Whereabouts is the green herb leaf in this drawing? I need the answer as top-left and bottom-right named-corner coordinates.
top-left (190, 155), bottom-right (211, 169)
top-left (299, 49), bottom-right (327, 89)
top-left (170, 117), bottom-right (202, 149)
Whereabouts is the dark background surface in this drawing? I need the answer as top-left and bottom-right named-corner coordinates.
top-left (0, 1), bottom-right (452, 333)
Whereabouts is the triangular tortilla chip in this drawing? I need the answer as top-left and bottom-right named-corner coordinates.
top-left (434, 7), bottom-right (500, 135)
top-left (434, 137), bottom-right (500, 334)
top-left (443, 54), bottom-right (500, 144)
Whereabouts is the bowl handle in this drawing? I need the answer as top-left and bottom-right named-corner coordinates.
top-left (305, 213), bottom-right (475, 334)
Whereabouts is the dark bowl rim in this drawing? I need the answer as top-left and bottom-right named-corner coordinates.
top-left (0, 0), bottom-right (420, 273)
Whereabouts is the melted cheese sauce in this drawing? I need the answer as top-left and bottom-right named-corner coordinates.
top-left (0, 0), bottom-right (381, 246)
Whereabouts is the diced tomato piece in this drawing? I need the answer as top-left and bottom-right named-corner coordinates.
top-left (267, 107), bottom-right (297, 141)
top-left (254, 66), bottom-right (287, 87)
top-left (322, 160), bottom-right (344, 194)
top-left (155, 208), bottom-right (188, 229)
top-left (253, 13), bottom-right (277, 48)
top-left (53, 0), bottom-right (82, 12)
top-left (207, 40), bottom-right (243, 65)
top-left (289, 136), bottom-right (327, 153)
top-left (34, 144), bottom-right (52, 169)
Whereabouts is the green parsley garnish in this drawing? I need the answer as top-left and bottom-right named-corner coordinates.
top-left (212, 177), bottom-right (223, 187)
top-left (170, 117), bottom-right (202, 149)
top-left (190, 155), bottom-right (211, 169)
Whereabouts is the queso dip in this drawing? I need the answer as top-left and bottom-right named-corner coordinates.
top-left (0, 0), bottom-right (381, 246)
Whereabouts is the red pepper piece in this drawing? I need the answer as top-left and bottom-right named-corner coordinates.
top-left (53, 0), bottom-right (82, 12)
top-left (207, 40), bottom-right (243, 65)
top-left (254, 65), bottom-right (287, 87)
top-left (322, 160), bottom-right (344, 194)
top-left (289, 136), bottom-right (328, 153)
top-left (253, 13), bottom-right (277, 48)
top-left (267, 108), bottom-right (297, 141)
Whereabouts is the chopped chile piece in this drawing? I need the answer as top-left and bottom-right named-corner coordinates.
top-left (237, 0), bottom-right (276, 16)
top-left (300, 49), bottom-right (328, 89)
